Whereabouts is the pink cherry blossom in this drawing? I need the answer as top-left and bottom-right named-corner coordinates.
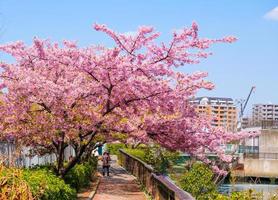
top-left (0, 23), bottom-right (257, 176)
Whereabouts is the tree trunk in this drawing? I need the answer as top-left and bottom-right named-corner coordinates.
top-left (62, 132), bottom-right (98, 178)
top-left (61, 143), bottom-right (87, 178)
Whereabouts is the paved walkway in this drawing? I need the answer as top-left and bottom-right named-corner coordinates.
top-left (93, 156), bottom-right (146, 200)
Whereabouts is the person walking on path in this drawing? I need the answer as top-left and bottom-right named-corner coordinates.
top-left (101, 151), bottom-right (111, 176)
top-left (93, 155), bottom-right (146, 200)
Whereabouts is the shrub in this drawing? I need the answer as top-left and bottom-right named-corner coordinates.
top-left (106, 143), bottom-right (126, 155)
top-left (177, 162), bottom-right (218, 200)
top-left (0, 164), bottom-right (76, 200)
top-left (23, 168), bottom-right (76, 200)
top-left (124, 148), bottom-right (146, 161)
top-left (0, 164), bottom-right (33, 200)
top-left (174, 162), bottom-right (267, 200)
top-left (64, 157), bottom-right (97, 191)
top-left (216, 189), bottom-right (263, 200)
top-left (87, 156), bottom-right (98, 169)
top-left (123, 145), bottom-right (180, 174)
top-left (141, 145), bottom-right (180, 174)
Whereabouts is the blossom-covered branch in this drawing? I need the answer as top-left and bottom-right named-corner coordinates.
top-left (0, 22), bottom-right (255, 176)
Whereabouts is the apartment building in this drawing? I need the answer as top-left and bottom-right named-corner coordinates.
top-left (252, 104), bottom-right (278, 126)
top-left (241, 117), bottom-right (252, 129)
top-left (191, 97), bottom-right (237, 132)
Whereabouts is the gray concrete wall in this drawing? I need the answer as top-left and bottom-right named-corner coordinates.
top-left (239, 129), bottom-right (278, 178)
top-left (260, 129), bottom-right (278, 153)
top-left (243, 158), bottom-right (278, 178)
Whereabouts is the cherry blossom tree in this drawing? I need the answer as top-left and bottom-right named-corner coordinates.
top-left (0, 23), bottom-right (255, 177)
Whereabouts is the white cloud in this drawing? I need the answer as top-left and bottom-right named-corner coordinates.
top-left (264, 6), bottom-right (278, 21)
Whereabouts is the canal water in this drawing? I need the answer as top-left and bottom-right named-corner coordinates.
top-left (219, 184), bottom-right (278, 199)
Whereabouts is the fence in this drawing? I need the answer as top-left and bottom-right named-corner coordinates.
top-left (118, 149), bottom-right (194, 200)
top-left (239, 145), bottom-right (259, 154)
top-left (0, 141), bottom-right (74, 167)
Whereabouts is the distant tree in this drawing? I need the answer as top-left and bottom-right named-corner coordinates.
top-left (0, 23), bottom-right (256, 177)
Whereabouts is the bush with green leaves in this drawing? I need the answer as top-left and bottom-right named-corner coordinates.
top-left (64, 157), bottom-right (97, 191)
top-left (87, 156), bottom-right (98, 170)
top-left (0, 164), bottom-right (33, 199)
top-left (142, 145), bottom-right (180, 174)
top-left (173, 162), bottom-right (275, 200)
top-left (106, 143), bottom-right (127, 155)
top-left (23, 168), bottom-right (76, 200)
top-left (124, 148), bottom-right (146, 161)
top-left (216, 189), bottom-right (263, 200)
top-left (177, 162), bottom-right (218, 200)
top-left (122, 144), bottom-right (179, 174)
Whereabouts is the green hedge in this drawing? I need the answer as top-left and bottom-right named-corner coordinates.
top-left (23, 168), bottom-right (76, 200)
top-left (106, 143), bottom-right (126, 155)
top-left (123, 145), bottom-right (180, 174)
top-left (123, 148), bottom-right (145, 161)
top-left (64, 157), bottom-right (97, 191)
top-left (1, 156), bottom-right (98, 199)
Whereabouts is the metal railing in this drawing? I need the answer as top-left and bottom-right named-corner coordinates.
top-left (238, 145), bottom-right (259, 154)
top-left (244, 152), bottom-right (278, 160)
top-left (118, 149), bottom-right (194, 200)
top-left (261, 120), bottom-right (278, 129)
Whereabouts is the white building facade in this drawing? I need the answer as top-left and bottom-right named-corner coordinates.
top-left (252, 104), bottom-right (278, 126)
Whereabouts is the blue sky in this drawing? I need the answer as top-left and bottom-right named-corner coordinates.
top-left (0, 0), bottom-right (277, 116)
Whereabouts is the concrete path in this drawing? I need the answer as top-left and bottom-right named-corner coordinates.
top-left (93, 155), bottom-right (146, 200)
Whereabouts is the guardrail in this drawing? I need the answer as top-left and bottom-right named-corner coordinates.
top-left (244, 152), bottom-right (278, 160)
top-left (238, 145), bottom-right (259, 154)
top-left (118, 149), bottom-right (194, 200)
top-left (261, 120), bottom-right (278, 129)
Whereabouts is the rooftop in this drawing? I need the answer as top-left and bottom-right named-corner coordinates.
top-left (194, 97), bottom-right (233, 101)
top-left (191, 97), bottom-right (234, 105)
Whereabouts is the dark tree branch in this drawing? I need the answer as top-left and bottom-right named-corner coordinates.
top-left (150, 40), bottom-right (175, 65)
top-left (61, 130), bottom-right (98, 177)
top-left (37, 102), bottom-right (52, 113)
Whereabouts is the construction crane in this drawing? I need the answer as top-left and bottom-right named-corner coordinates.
top-left (237, 86), bottom-right (256, 131)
